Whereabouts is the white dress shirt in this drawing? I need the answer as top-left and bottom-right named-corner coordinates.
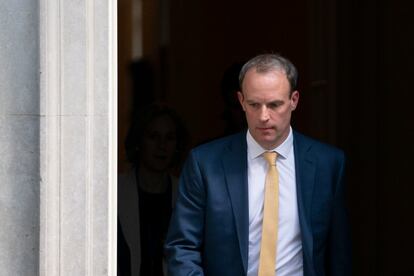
top-left (246, 127), bottom-right (303, 276)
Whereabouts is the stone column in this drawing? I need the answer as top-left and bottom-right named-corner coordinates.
top-left (38, 0), bottom-right (117, 275)
top-left (0, 0), bottom-right (117, 275)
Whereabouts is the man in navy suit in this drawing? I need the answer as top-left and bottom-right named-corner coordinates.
top-left (165, 54), bottom-right (351, 275)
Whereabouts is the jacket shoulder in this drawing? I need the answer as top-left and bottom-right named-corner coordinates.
top-left (293, 131), bottom-right (345, 159)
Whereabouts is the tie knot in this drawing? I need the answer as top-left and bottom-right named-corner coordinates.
top-left (263, 151), bottom-right (277, 166)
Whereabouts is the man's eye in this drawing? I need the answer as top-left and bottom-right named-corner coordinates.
top-left (268, 103), bottom-right (281, 109)
top-left (249, 103), bottom-right (259, 108)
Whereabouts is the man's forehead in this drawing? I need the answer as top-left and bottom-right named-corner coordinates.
top-left (243, 90), bottom-right (286, 101)
top-left (242, 70), bottom-right (290, 89)
top-left (242, 68), bottom-right (289, 86)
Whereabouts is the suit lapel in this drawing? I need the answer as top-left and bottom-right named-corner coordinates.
top-left (222, 133), bottom-right (249, 274)
top-left (221, 131), bottom-right (317, 274)
top-left (293, 131), bottom-right (316, 270)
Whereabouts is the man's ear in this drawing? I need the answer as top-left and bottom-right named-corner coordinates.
top-left (290, 90), bottom-right (299, 111)
top-left (237, 91), bottom-right (246, 111)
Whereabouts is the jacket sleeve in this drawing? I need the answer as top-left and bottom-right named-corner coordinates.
top-left (164, 150), bottom-right (206, 276)
top-left (327, 152), bottom-right (352, 275)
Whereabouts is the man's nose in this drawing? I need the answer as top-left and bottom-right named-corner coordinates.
top-left (259, 106), bottom-right (270, 121)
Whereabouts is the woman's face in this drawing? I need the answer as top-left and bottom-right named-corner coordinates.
top-left (140, 115), bottom-right (178, 172)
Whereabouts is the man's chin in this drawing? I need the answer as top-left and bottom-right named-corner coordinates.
top-left (256, 137), bottom-right (277, 148)
top-left (260, 132), bottom-right (276, 140)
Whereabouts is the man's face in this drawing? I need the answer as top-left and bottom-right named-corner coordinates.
top-left (238, 69), bottom-right (299, 149)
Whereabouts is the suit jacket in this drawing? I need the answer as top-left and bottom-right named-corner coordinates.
top-left (165, 130), bottom-right (351, 276)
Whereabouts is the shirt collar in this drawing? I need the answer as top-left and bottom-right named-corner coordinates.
top-left (246, 127), bottom-right (293, 160)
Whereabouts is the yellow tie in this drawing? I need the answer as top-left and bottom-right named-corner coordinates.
top-left (258, 151), bottom-right (279, 276)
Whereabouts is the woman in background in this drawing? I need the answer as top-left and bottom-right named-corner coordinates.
top-left (118, 103), bottom-right (188, 276)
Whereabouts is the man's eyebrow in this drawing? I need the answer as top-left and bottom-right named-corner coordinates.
top-left (245, 99), bottom-right (284, 104)
top-left (268, 100), bottom-right (284, 104)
